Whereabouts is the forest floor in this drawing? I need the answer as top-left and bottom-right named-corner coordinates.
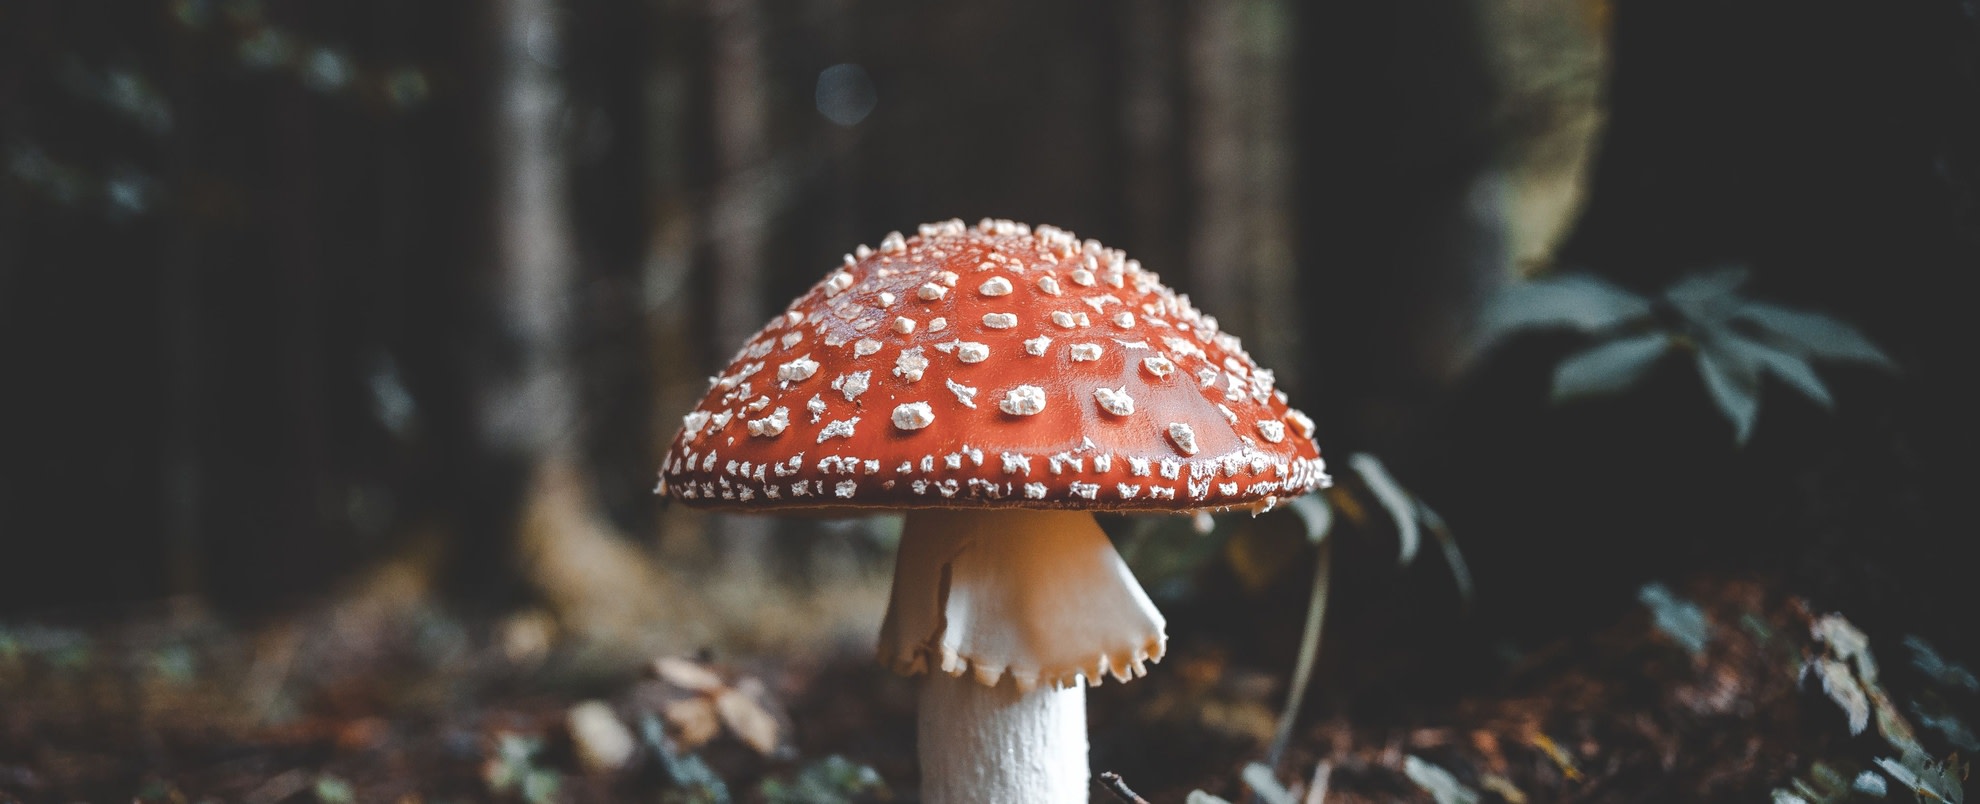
top-left (1, 574), bottom-right (1971, 803)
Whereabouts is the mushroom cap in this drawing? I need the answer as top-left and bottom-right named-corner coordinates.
top-left (656, 218), bottom-right (1330, 512)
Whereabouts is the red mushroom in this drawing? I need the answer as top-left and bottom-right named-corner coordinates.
top-left (657, 218), bottom-right (1328, 802)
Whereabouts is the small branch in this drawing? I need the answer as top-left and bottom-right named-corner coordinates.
top-left (1099, 771), bottom-right (1152, 804)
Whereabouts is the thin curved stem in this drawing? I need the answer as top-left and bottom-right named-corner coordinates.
top-left (1265, 537), bottom-right (1332, 769)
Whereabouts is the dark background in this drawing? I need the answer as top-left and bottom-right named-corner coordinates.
top-left (2, 0), bottom-right (1976, 683)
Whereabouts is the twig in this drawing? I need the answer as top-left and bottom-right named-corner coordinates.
top-left (1305, 760), bottom-right (1332, 804)
top-left (1265, 538), bottom-right (1333, 767)
top-left (1099, 771), bottom-right (1152, 804)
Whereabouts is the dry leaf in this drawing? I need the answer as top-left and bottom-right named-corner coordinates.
top-left (566, 700), bottom-right (635, 772)
top-left (1811, 657), bottom-right (1871, 735)
top-left (664, 696), bottom-right (721, 749)
top-left (715, 687), bottom-right (781, 755)
top-left (654, 656), bottom-right (727, 693)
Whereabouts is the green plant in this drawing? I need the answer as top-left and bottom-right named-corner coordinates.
top-left (1479, 266), bottom-right (1896, 444)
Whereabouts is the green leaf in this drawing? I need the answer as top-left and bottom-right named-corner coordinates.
top-left (1241, 763), bottom-right (1297, 804)
top-left (1664, 264), bottom-right (1751, 325)
top-left (1404, 756), bottom-right (1482, 804)
top-left (1550, 332), bottom-right (1672, 402)
top-left (1696, 339), bottom-right (1762, 445)
top-left (1903, 635), bottom-right (1980, 692)
top-left (1736, 301), bottom-right (1897, 370)
top-left (1873, 752), bottom-right (1964, 804)
top-left (1347, 454), bottom-right (1419, 566)
top-left (1286, 493), bottom-right (1334, 545)
top-left (1475, 275), bottom-right (1653, 352)
top-left (1712, 330), bottom-right (1835, 410)
top-left (1417, 502), bottom-right (1475, 609)
top-left (313, 775), bottom-right (354, 804)
top-left (761, 756), bottom-right (887, 804)
top-left (1638, 583), bottom-right (1711, 656)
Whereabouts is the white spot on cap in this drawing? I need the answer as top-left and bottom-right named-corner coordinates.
top-left (1218, 404), bottom-right (1239, 424)
top-left (682, 411), bottom-right (711, 439)
top-left (1257, 419), bottom-right (1286, 443)
top-left (1142, 356), bottom-right (1176, 378)
top-left (1167, 422), bottom-right (1199, 456)
top-left (817, 417), bottom-right (860, 443)
top-left (1117, 484), bottom-right (1141, 499)
top-left (1024, 335), bottom-right (1052, 356)
top-left (778, 355), bottom-right (820, 383)
top-left (746, 407), bottom-right (790, 437)
top-left (1069, 343), bottom-right (1103, 362)
top-left (1129, 457), bottom-right (1151, 476)
top-left (956, 342), bottom-right (989, 363)
top-left (937, 270), bottom-right (959, 287)
top-left (1071, 268), bottom-right (1095, 286)
top-left (831, 370), bottom-right (871, 401)
top-left (835, 480), bottom-right (857, 498)
top-left (929, 317), bottom-right (947, 332)
top-left (824, 271), bottom-right (854, 297)
top-left (1113, 312), bottom-right (1135, 328)
top-left (1001, 452), bottom-right (1032, 475)
top-left (806, 394), bottom-right (826, 422)
top-left (999, 385), bottom-right (1047, 416)
top-left (892, 402), bottom-right (935, 430)
top-left (746, 395), bottom-right (770, 412)
top-left (780, 331), bottom-right (803, 349)
top-left (1163, 336), bottom-right (1205, 360)
top-left (1287, 409), bottom-right (1316, 439)
top-left (877, 291), bottom-right (896, 306)
top-left (982, 313), bottom-right (1018, 329)
top-left (894, 347), bottom-right (928, 382)
top-left (979, 276), bottom-right (1013, 296)
top-left (1023, 482), bottom-right (1048, 499)
top-left (853, 338), bottom-right (882, 358)
top-left (1052, 311), bottom-right (1078, 329)
top-left (879, 231), bottom-right (906, 254)
top-left (786, 310), bottom-right (806, 326)
top-left (918, 283), bottom-right (947, 301)
top-left (1037, 276), bottom-right (1061, 296)
top-left (893, 317), bottom-right (916, 334)
top-left (946, 378), bottom-right (979, 408)
top-left (1094, 386), bottom-right (1135, 416)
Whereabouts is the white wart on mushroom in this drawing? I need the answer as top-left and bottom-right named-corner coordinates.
top-left (657, 218), bottom-right (1327, 509)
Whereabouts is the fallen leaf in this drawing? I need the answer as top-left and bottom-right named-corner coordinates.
top-left (715, 687), bottom-right (781, 755)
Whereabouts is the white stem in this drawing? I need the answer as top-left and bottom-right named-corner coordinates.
top-left (919, 671), bottom-right (1088, 804)
top-left (879, 509), bottom-right (1168, 804)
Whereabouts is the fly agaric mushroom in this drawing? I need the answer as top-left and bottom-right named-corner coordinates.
top-left (656, 218), bottom-right (1329, 802)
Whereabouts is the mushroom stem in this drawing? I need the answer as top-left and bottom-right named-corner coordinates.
top-left (919, 670), bottom-right (1088, 803)
top-left (880, 508), bottom-right (1167, 804)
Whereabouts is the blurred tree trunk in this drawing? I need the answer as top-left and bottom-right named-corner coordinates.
top-left (701, 0), bottom-right (776, 576)
top-left (1120, 0), bottom-right (1185, 287)
top-left (1183, 0), bottom-right (1298, 378)
top-left (482, 0), bottom-right (672, 645)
